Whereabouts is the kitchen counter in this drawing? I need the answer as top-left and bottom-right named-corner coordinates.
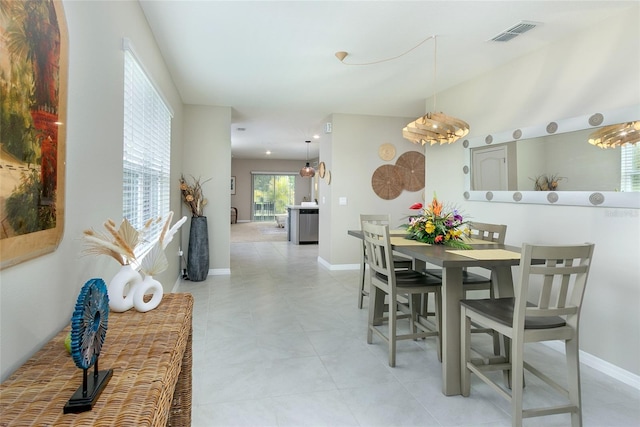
top-left (287, 205), bottom-right (319, 244)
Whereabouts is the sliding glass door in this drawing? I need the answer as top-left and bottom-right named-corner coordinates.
top-left (252, 174), bottom-right (295, 221)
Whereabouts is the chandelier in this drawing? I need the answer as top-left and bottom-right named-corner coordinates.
top-left (403, 35), bottom-right (469, 146)
top-left (299, 140), bottom-right (315, 177)
top-left (588, 121), bottom-right (640, 149)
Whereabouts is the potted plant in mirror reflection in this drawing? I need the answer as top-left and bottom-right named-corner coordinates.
top-left (531, 174), bottom-right (566, 191)
top-left (403, 193), bottom-right (472, 249)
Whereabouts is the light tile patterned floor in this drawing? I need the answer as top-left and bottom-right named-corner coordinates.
top-left (178, 241), bottom-right (640, 427)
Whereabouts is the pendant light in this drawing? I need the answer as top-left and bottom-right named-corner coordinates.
top-left (588, 121), bottom-right (640, 149)
top-left (299, 140), bottom-right (315, 177)
top-left (403, 35), bottom-right (470, 146)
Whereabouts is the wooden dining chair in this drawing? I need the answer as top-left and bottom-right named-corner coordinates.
top-left (362, 221), bottom-right (442, 367)
top-left (423, 221), bottom-right (507, 354)
top-left (460, 242), bottom-right (595, 427)
top-left (358, 214), bottom-right (412, 309)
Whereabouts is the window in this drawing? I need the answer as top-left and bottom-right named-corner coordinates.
top-left (122, 44), bottom-right (172, 256)
top-left (620, 144), bottom-right (640, 192)
top-left (251, 173), bottom-right (296, 221)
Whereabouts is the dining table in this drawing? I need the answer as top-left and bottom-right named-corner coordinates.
top-left (348, 229), bottom-right (523, 396)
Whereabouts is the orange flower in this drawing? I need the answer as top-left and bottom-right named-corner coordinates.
top-left (429, 197), bottom-right (443, 216)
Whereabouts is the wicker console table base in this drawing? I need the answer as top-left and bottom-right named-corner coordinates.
top-left (0, 293), bottom-right (194, 427)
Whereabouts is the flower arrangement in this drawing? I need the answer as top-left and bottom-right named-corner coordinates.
top-left (404, 193), bottom-right (471, 249)
top-left (179, 175), bottom-right (210, 217)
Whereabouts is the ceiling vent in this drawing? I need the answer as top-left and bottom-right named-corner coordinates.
top-left (489, 20), bottom-right (540, 42)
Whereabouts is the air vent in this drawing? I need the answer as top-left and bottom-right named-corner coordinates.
top-left (489, 20), bottom-right (540, 42)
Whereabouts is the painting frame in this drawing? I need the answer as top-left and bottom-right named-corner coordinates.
top-left (230, 176), bottom-right (236, 195)
top-left (0, 0), bottom-right (68, 270)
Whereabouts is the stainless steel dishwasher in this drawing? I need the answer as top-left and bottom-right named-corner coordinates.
top-left (298, 209), bottom-right (319, 243)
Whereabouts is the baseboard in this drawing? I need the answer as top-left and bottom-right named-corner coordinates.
top-left (317, 256), bottom-right (359, 271)
top-left (543, 341), bottom-right (640, 390)
top-left (172, 269), bottom-right (229, 290)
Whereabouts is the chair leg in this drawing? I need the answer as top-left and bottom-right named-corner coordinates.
top-left (565, 337), bottom-right (582, 427)
top-left (409, 294), bottom-right (421, 336)
top-left (502, 335), bottom-right (512, 388)
top-left (358, 254), bottom-right (366, 309)
top-left (510, 336), bottom-right (525, 427)
top-left (492, 330), bottom-right (501, 356)
top-left (461, 308), bottom-right (471, 396)
top-left (389, 296), bottom-right (397, 367)
top-left (367, 285), bottom-right (381, 344)
top-left (420, 292), bottom-right (430, 319)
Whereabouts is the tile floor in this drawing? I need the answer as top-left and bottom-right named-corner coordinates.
top-left (178, 241), bottom-right (640, 427)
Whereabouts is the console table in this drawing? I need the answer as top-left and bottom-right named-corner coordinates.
top-left (0, 292), bottom-right (194, 426)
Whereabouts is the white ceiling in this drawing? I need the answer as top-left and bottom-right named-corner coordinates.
top-left (139, 0), bottom-right (635, 160)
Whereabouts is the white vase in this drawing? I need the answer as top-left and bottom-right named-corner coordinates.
top-left (132, 275), bottom-right (163, 313)
top-left (108, 264), bottom-right (142, 312)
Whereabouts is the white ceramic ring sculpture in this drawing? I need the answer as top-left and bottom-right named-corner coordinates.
top-left (132, 275), bottom-right (163, 313)
top-left (108, 265), bottom-right (142, 312)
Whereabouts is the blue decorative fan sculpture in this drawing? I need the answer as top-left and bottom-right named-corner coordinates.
top-left (64, 278), bottom-right (113, 414)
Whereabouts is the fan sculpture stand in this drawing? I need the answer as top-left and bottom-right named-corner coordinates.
top-left (64, 278), bottom-right (113, 414)
top-left (64, 362), bottom-right (113, 413)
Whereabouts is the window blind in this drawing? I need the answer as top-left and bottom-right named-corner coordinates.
top-left (620, 144), bottom-right (640, 192)
top-left (123, 48), bottom-right (172, 256)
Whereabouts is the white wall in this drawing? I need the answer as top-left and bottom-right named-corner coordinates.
top-left (423, 7), bottom-right (640, 375)
top-left (0, 0), bottom-right (185, 381)
top-left (319, 114), bottom-right (424, 267)
top-left (181, 105), bottom-right (232, 274)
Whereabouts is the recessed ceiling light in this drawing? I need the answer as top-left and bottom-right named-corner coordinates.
top-left (266, 150), bottom-right (271, 155)
top-left (313, 134), bottom-right (320, 139)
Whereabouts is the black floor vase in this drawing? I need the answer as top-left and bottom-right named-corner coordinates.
top-left (187, 216), bottom-right (209, 281)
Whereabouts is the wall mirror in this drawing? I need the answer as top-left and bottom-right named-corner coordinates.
top-left (462, 105), bottom-right (640, 208)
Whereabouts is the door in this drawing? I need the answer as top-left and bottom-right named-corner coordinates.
top-left (252, 174), bottom-right (295, 221)
top-left (472, 145), bottom-right (508, 191)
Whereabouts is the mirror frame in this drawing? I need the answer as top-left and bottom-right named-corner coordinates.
top-left (462, 105), bottom-right (640, 208)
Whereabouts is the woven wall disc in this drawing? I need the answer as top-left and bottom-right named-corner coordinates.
top-left (371, 165), bottom-right (404, 200)
top-left (395, 151), bottom-right (425, 191)
top-left (378, 143), bottom-right (396, 161)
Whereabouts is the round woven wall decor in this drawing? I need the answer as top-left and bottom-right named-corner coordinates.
top-left (371, 164), bottom-right (404, 200)
top-left (395, 151), bottom-right (425, 192)
top-left (378, 143), bottom-right (396, 161)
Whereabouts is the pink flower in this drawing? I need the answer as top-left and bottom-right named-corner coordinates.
top-left (409, 202), bottom-right (423, 210)
top-left (434, 235), bottom-right (444, 243)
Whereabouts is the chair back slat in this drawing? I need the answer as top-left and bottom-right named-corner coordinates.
top-left (360, 214), bottom-right (392, 226)
top-left (469, 222), bottom-right (507, 244)
top-left (362, 222), bottom-right (395, 290)
top-left (360, 214), bottom-right (392, 261)
top-left (515, 243), bottom-right (594, 329)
